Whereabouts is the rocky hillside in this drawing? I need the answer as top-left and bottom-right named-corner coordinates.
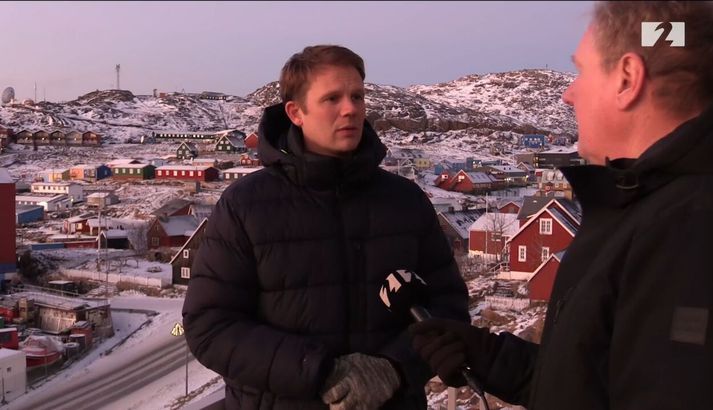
top-left (0, 69), bottom-right (576, 153)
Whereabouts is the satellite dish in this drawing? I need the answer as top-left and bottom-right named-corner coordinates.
top-left (1, 87), bottom-right (14, 104)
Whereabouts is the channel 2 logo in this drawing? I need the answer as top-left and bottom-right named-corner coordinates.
top-left (641, 22), bottom-right (685, 47)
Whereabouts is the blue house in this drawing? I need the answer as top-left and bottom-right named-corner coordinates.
top-left (16, 204), bottom-right (44, 225)
top-left (521, 134), bottom-right (546, 149)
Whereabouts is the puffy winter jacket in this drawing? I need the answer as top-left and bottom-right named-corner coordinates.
top-left (483, 104), bottom-right (713, 409)
top-left (183, 103), bottom-right (470, 409)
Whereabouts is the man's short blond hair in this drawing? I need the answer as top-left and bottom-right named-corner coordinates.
top-left (279, 45), bottom-right (365, 105)
top-left (592, 1), bottom-right (713, 115)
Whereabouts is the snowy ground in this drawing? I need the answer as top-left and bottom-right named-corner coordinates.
top-left (3, 140), bottom-right (547, 409)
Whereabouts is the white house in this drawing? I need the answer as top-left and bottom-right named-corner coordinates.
top-left (31, 182), bottom-right (84, 202)
top-left (15, 194), bottom-right (72, 212)
top-left (0, 347), bottom-right (26, 402)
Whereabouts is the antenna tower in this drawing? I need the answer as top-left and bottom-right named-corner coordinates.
top-left (116, 64), bottom-right (121, 90)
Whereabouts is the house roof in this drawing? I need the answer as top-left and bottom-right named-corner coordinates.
top-left (178, 141), bottom-right (198, 150)
top-left (158, 215), bottom-right (200, 237)
top-left (465, 172), bottom-right (496, 183)
top-left (217, 134), bottom-right (246, 147)
top-left (111, 163), bottom-right (153, 169)
top-left (88, 218), bottom-right (129, 229)
top-left (439, 209), bottom-right (484, 239)
top-left (16, 204), bottom-right (44, 213)
top-left (468, 212), bottom-right (520, 237)
top-left (508, 203), bottom-right (579, 247)
top-left (152, 198), bottom-right (192, 217)
top-left (489, 165), bottom-right (527, 175)
top-left (547, 207), bottom-right (578, 236)
top-left (516, 196), bottom-right (581, 222)
top-left (156, 165), bottom-right (213, 171)
top-left (189, 203), bottom-right (214, 222)
top-left (169, 218), bottom-right (208, 264)
top-left (67, 213), bottom-right (94, 223)
top-left (539, 146), bottom-right (578, 154)
top-left (538, 169), bottom-right (569, 183)
top-left (222, 166), bottom-right (263, 173)
top-left (32, 181), bottom-right (77, 187)
top-left (16, 194), bottom-right (68, 202)
top-left (87, 192), bottom-right (116, 198)
top-left (528, 248), bottom-right (567, 283)
top-left (106, 158), bottom-right (140, 166)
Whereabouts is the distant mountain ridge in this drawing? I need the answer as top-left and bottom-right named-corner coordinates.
top-left (0, 69), bottom-right (576, 152)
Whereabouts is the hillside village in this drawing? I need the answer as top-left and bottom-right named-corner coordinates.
top-left (0, 70), bottom-right (582, 409)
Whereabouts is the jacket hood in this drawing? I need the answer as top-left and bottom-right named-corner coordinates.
top-left (257, 103), bottom-right (387, 190)
top-left (562, 103), bottom-right (713, 208)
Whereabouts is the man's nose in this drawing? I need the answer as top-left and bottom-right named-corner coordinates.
top-left (562, 83), bottom-right (574, 106)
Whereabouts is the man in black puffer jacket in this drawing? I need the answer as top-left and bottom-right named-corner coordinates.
top-left (182, 45), bottom-right (470, 409)
top-left (409, 2), bottom-right (713, 409)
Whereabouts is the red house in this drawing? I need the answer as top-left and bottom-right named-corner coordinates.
top-left (504, 199), bottom-right (580, 280)
top-left (498, 200), bottom-right (522, 214)
top-left (435, 170), bottom-right (494, 193)
top-left (468, 212), bottom-right (520, 261)
top-left (244, 132), bottom-right (259, 150)
top-left (155, 165), bottom-right (219, 182)
top-left (238, 152), bottom-right (261, 167)
top-left (0, 168), bottom-right (16, 282)
top-left (63, 213), bottom-right (94, 234)
top-left (528, 250), bottom-right (565, 302)
top-left (148, 215), bottom-right (201, 249)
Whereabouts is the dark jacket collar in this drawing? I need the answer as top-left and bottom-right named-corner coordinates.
top-left (561, 103), bottom-right (713, 209)
top-left (257, 103), bottom-right (387, 190)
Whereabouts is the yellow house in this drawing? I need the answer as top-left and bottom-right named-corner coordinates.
top-left (46, 169), bottom-right (70, 182)
top-left (414, 157), bottom-right (432, 170)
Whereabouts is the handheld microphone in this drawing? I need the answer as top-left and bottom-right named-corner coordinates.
top-left (379, 269), bottom-right (490, 410)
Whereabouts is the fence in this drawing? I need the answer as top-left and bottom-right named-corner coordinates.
top-left (484, 296), bottom-right (530, 311)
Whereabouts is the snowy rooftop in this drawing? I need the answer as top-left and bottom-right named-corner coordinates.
top-left (16, 193), bottom-right (69, 202)
top-left (222, 166), bottom-right (263, 173)
top-left (469, 212), bottom-right (520, 237)
top-left (6, 291), bottom-right (109, 310)
top-left (540, 146), bottom-right (578, 154)
top-left (439, 209), bottom-right (484, 239)
top-left (157, 165), bottom-right (213, 171)
top-left (110, 163), bottom-right (152, 169)
top-left (159, 215), bottom-right (200, 237)
top-left (465, 172), bottom-right (496, 183)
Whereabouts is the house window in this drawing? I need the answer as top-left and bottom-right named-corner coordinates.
top-left (173, 171), bottom-right (178, 176)
top-left (539, 218), bottom-right (553, 235)
top-left (181, 171), bottom-right (186, 176)
top-left (157, 170), bottom-right (162, 176)
top-left (541, 246), bottom-right (550, 261)
top-left (189, 171), bottom-right (194, 176)
top-left (197, 171), bottom-right (202, 176)
top-left (518, 245), bottom-right (527, 262)
top-left (151, 237), bottom-right (159, 247)
top-left (457, 175), bottom-right (465, 182)
top-left (183, 249), bottom-right (189, 259)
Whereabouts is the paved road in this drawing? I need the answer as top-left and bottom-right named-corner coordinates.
top-left (9, 297), bottom-right (192, 410)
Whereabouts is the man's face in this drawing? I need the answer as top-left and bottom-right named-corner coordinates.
top-left (562, 26), bottom-right (618, 165)
top-left (287, 65), bottom-right (366, 157)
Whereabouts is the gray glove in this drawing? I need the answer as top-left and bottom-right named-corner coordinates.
top-left (320, 352), bottom-right (401, 410)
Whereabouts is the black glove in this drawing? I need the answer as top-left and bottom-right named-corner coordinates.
top-left (408, 318), bottom-right (503, 387)
top-left (320, 352), bottom-right (401, 409)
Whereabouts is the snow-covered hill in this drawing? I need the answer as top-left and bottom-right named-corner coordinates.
top-left (0, 69), bottom-right (576, 152)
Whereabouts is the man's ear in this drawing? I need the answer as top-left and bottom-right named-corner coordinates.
top-left (614, 52), bottom-right (647, 110)
top-left (285, 101), bottom-right (303, 127)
